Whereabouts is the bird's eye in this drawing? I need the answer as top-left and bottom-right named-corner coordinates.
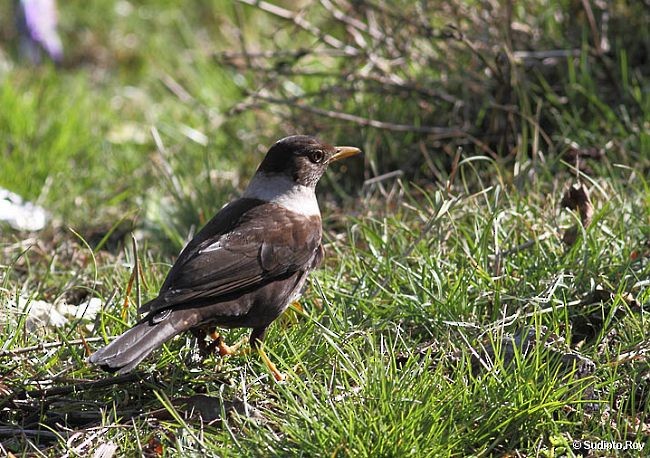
top-left (309, 150), bottom-right (325, 164)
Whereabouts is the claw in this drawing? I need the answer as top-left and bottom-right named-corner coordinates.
top-left (216, 335), bottom-right (249, 357)
top-left (202, 329), bottom-right (285, 381)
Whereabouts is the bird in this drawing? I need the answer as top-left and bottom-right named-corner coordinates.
top-left (88, 135), bottom-right (361, 381)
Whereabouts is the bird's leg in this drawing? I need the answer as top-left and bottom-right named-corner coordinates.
top-left (250, 327), bottom-right (285, 382)
top-left (196, 328), bottom-right (250, 357)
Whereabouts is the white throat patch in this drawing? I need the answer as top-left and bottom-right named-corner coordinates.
top-left (243, 173), bottom-right (321, 217)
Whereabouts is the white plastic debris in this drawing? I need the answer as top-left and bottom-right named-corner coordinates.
top-left (0, 188), bottom-right (49, 231)
top-left (63, 297), bottom-right (103, 320)
top-left (93, 441), bottom-right (118, 458)
top-left (3, 295), bottom-right (102, 331)
top-left (24, 297), bottom-right (69, 330)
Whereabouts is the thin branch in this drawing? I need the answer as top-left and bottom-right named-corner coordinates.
top-left (320, 0), bottom-right (385, 42)
top-left (251, 93), bottom-right (464, 138)
top-left (580, 0), bottom-right (602, 55)
top-left (22, 372), bottom-right (147, 398)
top-left (489, 103), bottom-right (555, 153)
top-left (0, 428), bottom-right (59, 438)
top-left (161, 74), bottom-right (194, 103)
top-left (512, 49), bottom-right (581, 61)
top-left (214, 48), bottom-right (351, 60)
top-left (362, 170), bottom-right (403, 187)
top-left (233, 1), bottom-right (254, 72)
top-left (0, 336), bottom-right (111, 357)
top-left (236, 0), bottom-right (360, 55)
top-left (217, 54), bottom-right (463, 105)
top-left (132, 234), bottom-right (141, 310)
top-left (320, 0), bottom-right (399, 58)
top-left (446, 25), bottom-right (504, 84)
top-left (356, 0), bottom-right (439, 39)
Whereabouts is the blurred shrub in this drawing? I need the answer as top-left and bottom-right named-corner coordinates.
top-left (214, 0), bottom-right (649, 180)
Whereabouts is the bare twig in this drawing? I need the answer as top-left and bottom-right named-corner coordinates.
top-left (132, 234), bottom-right (141, 310)
top-left (216, 53), bottom-right (463, 106)
top-left (320, 0), bottom-right (398, 58)
top-left (236, 0), bottom-right (359, 55)
top-left (214, 48), bottom-right (350, 61)
top-left (161, 74), bottom-right (193, 103)
top-left (446, 25), bottom-right (504, 84)
top-left (0, 428), bottom-right (59, 438)
top-left (512, 49), bottom-right (581, 61)
top-left (251, 93), bottom-right (464, 137)
top-left (0, 337), bottom-right (112, 357)
top-left (580, 0), bottom-right (602, 55)
top-left (446, 147), bottom-right (462, 193)
top-left (20, 373), bottom-right (147, 398)
top-left (233, 1), bottom-right (254, 72)
top-left (362, 170), bottom-right (403, 187)
top-left (360, 73), bottom-right (462, 105)
top-left (320, 0), bottom-right (385, 43)
top-left (356, 0), bottom-right (438, 38)
top-left (578, 0), bottom-right (622, 99)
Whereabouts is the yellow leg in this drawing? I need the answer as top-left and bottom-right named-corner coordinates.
top-left (258, 346), bottom-right (285, 382)
top-left (209, 330), bottom-right (285, 382)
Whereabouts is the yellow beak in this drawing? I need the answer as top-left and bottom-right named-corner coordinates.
top-left (330, 146), bottom-right (362, 162)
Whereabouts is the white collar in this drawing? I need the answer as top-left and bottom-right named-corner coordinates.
top-left (243, 173), bottom-right (320, 217)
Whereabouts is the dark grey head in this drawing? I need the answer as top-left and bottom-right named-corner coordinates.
top-left (257, 135), bottom-right (361, 188)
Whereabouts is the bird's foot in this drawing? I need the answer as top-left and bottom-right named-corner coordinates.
top-left (208, 331), bottom-right (285, 381)
top-left (215, 335), bottom-right (250, 357)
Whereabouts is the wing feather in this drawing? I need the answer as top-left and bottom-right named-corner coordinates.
top-left (140, 198), bottom-right (322, 315)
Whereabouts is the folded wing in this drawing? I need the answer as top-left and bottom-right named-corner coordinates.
top-left (139, 198), bottom-right (322, 314)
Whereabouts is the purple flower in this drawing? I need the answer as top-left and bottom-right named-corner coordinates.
top-left (16, 0), bottom-right (63, 63)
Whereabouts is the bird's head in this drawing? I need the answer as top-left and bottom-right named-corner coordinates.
top-left (257, 135), bottom-right (361, 188)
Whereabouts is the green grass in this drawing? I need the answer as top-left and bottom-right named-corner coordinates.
top-left (1, 1), bottom-right (649, 456)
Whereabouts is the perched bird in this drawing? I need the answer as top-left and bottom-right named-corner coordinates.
top-left (89, 135), bottom-right (360, 380)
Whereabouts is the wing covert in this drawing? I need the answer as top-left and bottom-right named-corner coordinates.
top-left (141, 199), bottom-right (322, 314)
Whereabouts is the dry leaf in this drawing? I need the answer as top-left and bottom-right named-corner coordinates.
top-left (143, 435), bottom-right (163, 457)
top-left (561, 183), bottom-right (594, 245)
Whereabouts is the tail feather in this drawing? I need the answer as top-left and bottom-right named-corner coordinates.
top-left (88, 312), bottom-right (188, 375)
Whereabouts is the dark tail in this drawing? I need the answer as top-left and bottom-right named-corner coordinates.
top-left (88, 310), bottom-right (193, 375)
